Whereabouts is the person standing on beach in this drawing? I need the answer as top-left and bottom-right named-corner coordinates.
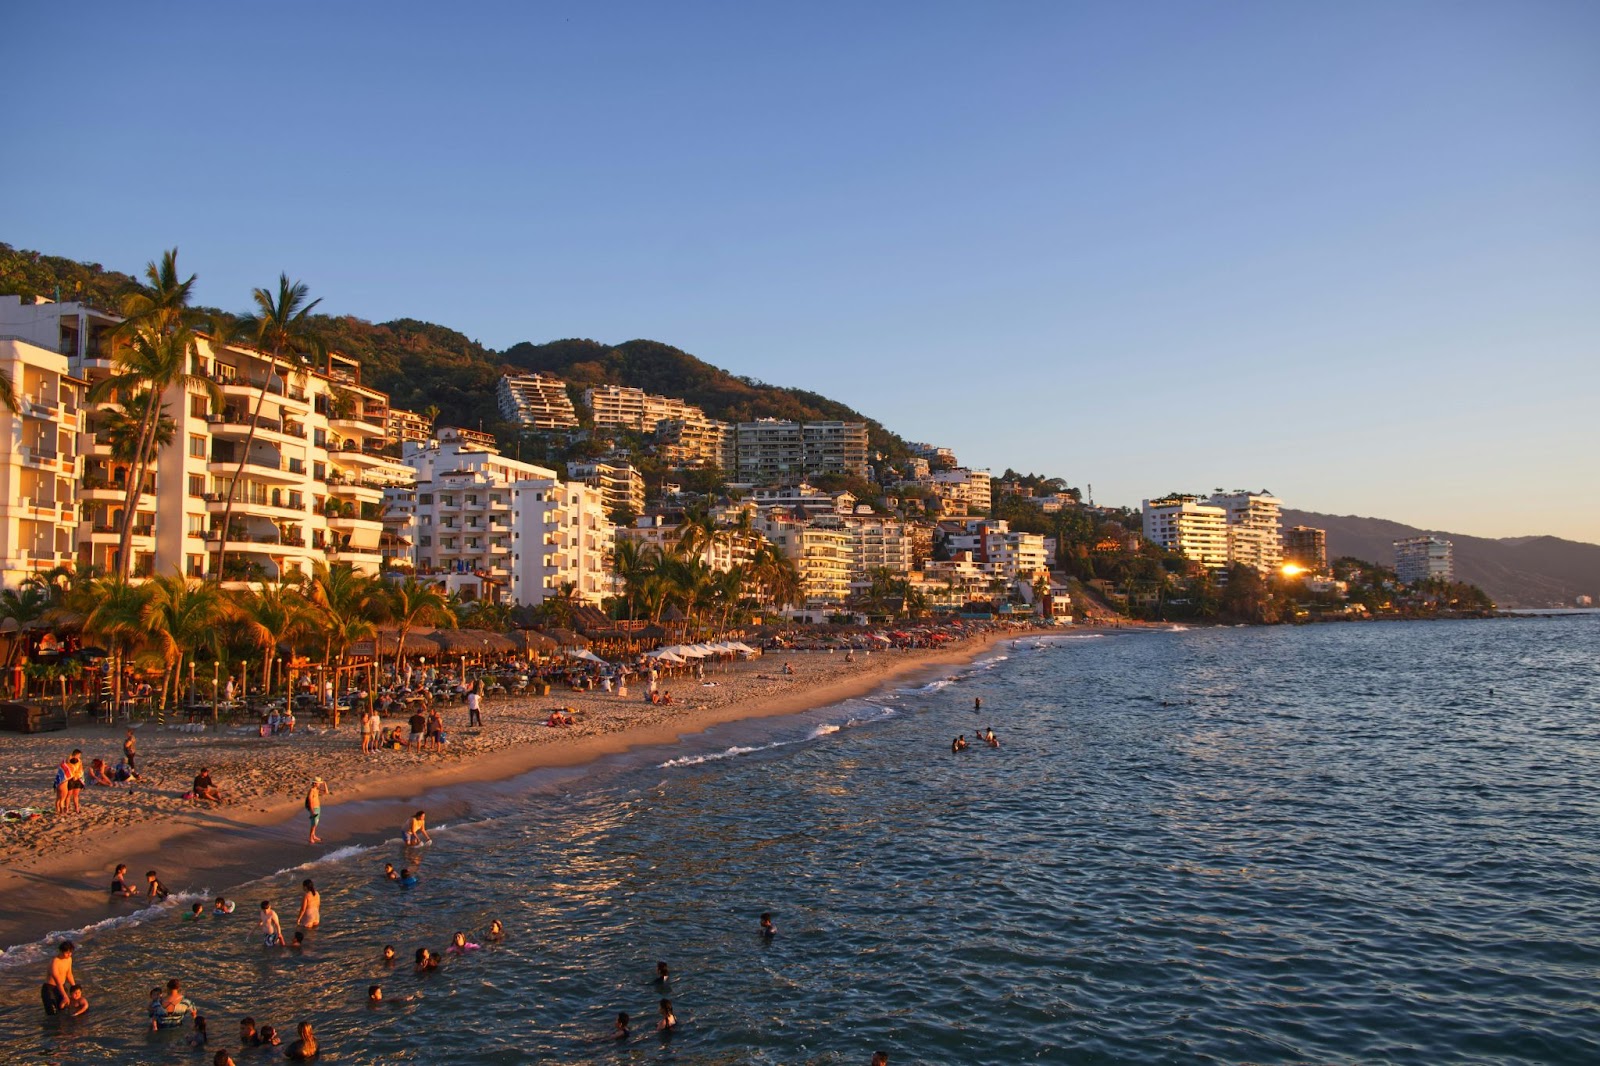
top-left (41, 941), bottom-right (74, 1015)
top-left (296, 879), bottom-right (320, 937)
top-left (305, 777), bottom-right (330, 844)
top-left (466, 684), bottom-right (482, 728)
top-left (124, 728), bottom-right (138, 773)
top-left (359, 708), bottom-right (374, 755)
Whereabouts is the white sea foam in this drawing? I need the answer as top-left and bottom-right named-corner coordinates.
top-left (807, 723), bottom-right (841, 739)
top-left (659, 743), bottom-right (782, 769)
top-left (0, 889), bottom-right (213, 971)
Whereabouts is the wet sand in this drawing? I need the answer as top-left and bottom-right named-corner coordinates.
top-left (0, 632), bottom-right (1018, 952)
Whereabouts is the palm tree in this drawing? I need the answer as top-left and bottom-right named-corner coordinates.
top-left (81, 577), bottom-right (153, 716)
top-left (305, 562), bottom-right (383, 701)
top-left (387, 578), bottom-right (454, 676)
top-left (0, 367), bottom-right (17, 414)
top-left (232, 582), bottom-right (312, 696)
top-left (612, 539), bottom-right (658, 621)
top-left (140, 574), bottom-right (230, 709)
top-left (213, 275), bottom-right (324, 581)
top-left (93, 250), bottom-right (214, 580)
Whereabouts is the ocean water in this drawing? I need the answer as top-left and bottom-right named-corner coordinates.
top-left (2, 616), bottom-right (1598, 1064)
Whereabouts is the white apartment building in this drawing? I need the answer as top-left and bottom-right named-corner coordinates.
top-left (0, 330), bottom-right (85, 587)
top-left (655, 413), bottom-right (733, 472)
top-left (566, 459), bottom-right (645, 517)
top-left (1142, 495), bottom-right (1230, 571)
top-left (584, 384), bottom-right (705, 433)
top-left (1210, 490), bottom-right (1283, 574)
top-left (909, 553), bottom-right (992, 608)
top-left (386, 408), bottom-right (433, 446)
top-left (939, 519), bottom-right (1049, 583)
top-left (736, 419), bottom-right (869, 484)
top-left (754, 513), bottom-right (851, 607)
top-left (1, 296), bottom-right (414, 586)
top-left (1394, 536), bottom-right (1454, 585)
top-left (401, 431), bottom-right (615, 605)
top-left (928, 468), bottom-right (992, 514)
top-left (908, 442), bottom-right (956, 467)
top-left (817, 514), bottom-right (918, 596)
top-left (509, 479), bottom-right (615, 605)
top-left (496, 373), bottom-right (579, 431)
top-left (748, 483), bottom-right (857, 517)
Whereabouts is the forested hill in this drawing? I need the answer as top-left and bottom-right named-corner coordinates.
top-left (0, 242), bottom-right (904, 455)
top-left (1284, 509), bottom-right (1600, 608)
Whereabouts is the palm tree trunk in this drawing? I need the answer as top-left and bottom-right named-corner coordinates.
top-left (114, 400), bottom-right (162, 580)
top-left (213, 365), bottom-right (278, 581)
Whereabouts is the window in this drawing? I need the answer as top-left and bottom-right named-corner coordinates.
top-left (313, 462), bottom-right (325, 481)
top-left (190, 395), bottom-right (210, 418)
top-left (188, 475), bottom-right (205, 497)
top-left (187, 515), bottom-right (206, 535)
top-left (420, 536), bottom-right (432, 547)
top-left (419, 493), bottom-right (433, 505)
top-left (186, 555), bottom-right (205, 577)
top-left (189, 434), bottom-right (207, 458)
top-left (313, 429), bottom-right (327, 448)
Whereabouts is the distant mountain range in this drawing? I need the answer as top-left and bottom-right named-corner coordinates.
top-left (1284, 510), bottom-right (1600, 608)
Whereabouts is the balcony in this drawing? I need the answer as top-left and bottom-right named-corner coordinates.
top-left (21, 396), bottom-right (61, 420)
top-left (203, 492), bottom-right (305, 520)
top-left (207, 455), bottom-right (302, 483)
top-left (328, 412), bottom-right (388, 438)
top-left (18, 445), bottom-right (66, 471)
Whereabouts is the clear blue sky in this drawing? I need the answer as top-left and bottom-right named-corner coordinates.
top-left (7, 1), bottom-right (1597, 542)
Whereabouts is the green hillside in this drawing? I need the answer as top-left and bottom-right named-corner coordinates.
top-left (1, 241), bottom-right (906, 457)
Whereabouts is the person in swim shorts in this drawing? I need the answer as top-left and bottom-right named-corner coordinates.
top-left (304, 777), bottom-right (329, 844)
top-left (258, 901), bottom-right (284, 947)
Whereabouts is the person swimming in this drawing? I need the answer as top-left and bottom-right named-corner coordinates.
top-left (185, 903), bottom-right (205, 920)
top-left (368, 985), bottom-right (383, 1003)
top-left (658, 998), bottom-right (676, 1032)
top-left (382, 945), bottom-right (397, 966)
top-left (447, 931), bottom-right (479, 954)
top-left (487, 919), bottom-right (504, 941)
top-left (656, 961), bottom-right (671, 985)
top-left (760, 912), bottom-right (776, 938)
top-left (397, 869), bottom-right (418, 888)
top-left (383, 863), bottom-right (399, 881)
top-left (414, 948), bottom-right (439, 972)
top-left (110, 864), bottom-right (134, 898)
top-left (213, 897), bottom-right (235, 915)
top-left (614, 1011), bottom-right (630, 1038)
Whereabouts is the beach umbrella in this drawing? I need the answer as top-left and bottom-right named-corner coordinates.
top-left (565, 649), bottom-right (608, 665)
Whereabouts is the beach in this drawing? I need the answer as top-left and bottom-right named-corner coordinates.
top-left (0, 631), bottom-right (1016, 954)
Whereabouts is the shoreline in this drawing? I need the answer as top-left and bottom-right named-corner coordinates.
top-left (0, 629), bottom-right (1023, 955)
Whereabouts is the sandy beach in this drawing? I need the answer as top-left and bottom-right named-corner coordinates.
top-left (0, 631), bottom-right (1021, 954)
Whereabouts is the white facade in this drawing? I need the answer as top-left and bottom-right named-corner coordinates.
top-left (1394, 536), bottom-right (1453, 585)
top-left (1209, 490), bottom-right (1283, 574)
top-left (736, 419), bottom-right (869, 484)
top-left (928, 468), bottom-right (992, 514)
top-left (566, 459), bottom-right (645, 517)
top-left (1142, 496), bottom-right (1229, 570)
top-left (0, 296), bottom-right (414, 586)
top-left (510, 479), bottom-right (615, 605)
top-left (0, 333), bottom-right (85, 587)
top-left (754, 513), bottom-right (850, 606)
top-left (496, 373), bottom-right (579, 430)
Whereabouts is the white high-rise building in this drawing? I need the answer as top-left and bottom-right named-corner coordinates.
top-left (1142, 495), bottom-right (1229, 570)
top-left (1209, 490), bottom-right (1283, 574)
top-left (401, 430), bottom-right (614, 605)
top-left (1394, 536), bottom-right (1453, 585)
